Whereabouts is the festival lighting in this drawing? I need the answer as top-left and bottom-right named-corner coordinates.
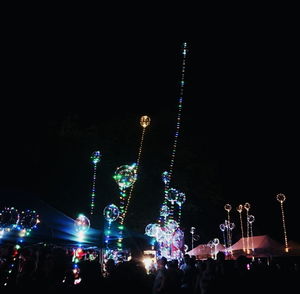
top-left (236, 204), bottom-right (246, 252)
top-left (89, 150), bottom-right (101, 215)
top-left (276, 193), bottom-right (289, 252)
top-left (244, 202), bottom-right (251, 253)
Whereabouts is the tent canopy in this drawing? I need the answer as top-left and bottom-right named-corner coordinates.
top-left (187, 243), bottom-right (225, 259)
top-left (229, 235), bottom-right (284, 257)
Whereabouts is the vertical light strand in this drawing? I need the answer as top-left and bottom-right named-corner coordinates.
top-left (120, 117), bottom-right (149, 225)
top-left (276, 193), bottom-right (289, 252)
top-left (159, 42), bottom-right (188, 224)
top-left (248, 215), bottom-right (255, 254)
top-left (244, 202), bottom-right (251, 254)
top-left (237, 205), bottom-right (246, 252)
top-left (90, 151), bottom-right (101, 215)
top-left (224, 204), bottom-right (232, 253)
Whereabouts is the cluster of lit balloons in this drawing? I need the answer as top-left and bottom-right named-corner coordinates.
top-left (145, 220), bottom-right (184, 260)
top-left (0, 207), bottom-right (40, 238)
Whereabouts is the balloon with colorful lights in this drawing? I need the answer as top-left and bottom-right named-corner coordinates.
top-left (74, 214), bottom-right (90, 233)
top-left (113, 164), bottom-right (137, 190)
top-left (103, 204), bottom-right (119, 223)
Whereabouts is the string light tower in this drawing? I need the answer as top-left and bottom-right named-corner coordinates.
top-left (244, 202), bottom-right (251, 254)
top-left (276, 193), bottom-right (289, 253)
top-left (158, 42), bottom-right (188, 225)
top-left (237, 204), bottom-right (246, 252)
top-left (89, 151), bottom-right (101, 215)
top-left (120, 115), bottom-right (150, 225)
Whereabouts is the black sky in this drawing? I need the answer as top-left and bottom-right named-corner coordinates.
top-left (1, 25), bottom-right (299, 246)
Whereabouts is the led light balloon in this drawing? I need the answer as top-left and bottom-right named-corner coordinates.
top-left (160, 205), bottom-right (170, 218)
top-left (165, 188), bottom-right (179, 204)
top-left (276, 193), bottom-right (289, 252)
top-left (103, 204), bottom-right (119, 223)
top-left (74, 214), bottom-right (90, 233)
top-left (140, 115), bottom-right (151, 128)
top-left (19, 209), bottom-right (40, 230)
top-left (176, 192), bottom-right (186, 206)
top-left (0, 207), bottom-right (19, 230)
top-left (162, 171), bottom-right (170, 185)
top-left (113, 163), bottom-right (137, 190)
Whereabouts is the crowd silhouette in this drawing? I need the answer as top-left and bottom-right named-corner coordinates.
top-left (0, 242), bottom-right (299, 293)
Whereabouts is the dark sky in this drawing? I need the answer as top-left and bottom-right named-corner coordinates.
top-left (1, 27), bottom-right (299, 246)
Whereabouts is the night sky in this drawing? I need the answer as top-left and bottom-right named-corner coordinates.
top-left (1, 28), bottom-right (299, 246)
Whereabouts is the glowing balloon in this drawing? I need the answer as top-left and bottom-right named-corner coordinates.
top-left (162, 171), bottom-right (170, 185)
top-left (224, 204), bottom-right (232, 212)
top-left (0, 207), bottom-right (19, 229)
top-left (113, 163), bottom-right (137, 190)
top-left (74, 214), bottom-right (90, 233)
top-left (176, 192), bottom-right (186, 206)
top-left (236, 204), bottom-right (243, 213)
top-left (19, 210), bottom-right (40, 230)
top-left (213, 238), bottom-right (220, 245)
top-left (184, 244), bottom-right (189, 252)
top-left (140, 115), bottom-right (151, 128)
top-left (145, 223), bottom-right (160, 237)
top-left (229, 222), bottom-right (235, 230)
top-left (91, 150), bottom-right (101, 164)
top-left (165, 188), bottom-right (179, 204)
top-left (207, 240), bottom-right (214, 248)
top-left (165, 219), bottom-right (179, 232)
top-left (103, 204), bottom-right (119, 223)
top-left (244, 202), bottom-right (251, 211)
top-left (160, 205), bottom-right (170, 218)
top-left (247, 215), bottom-right (255, 224)
top-left (219, 223), bottom-right (225, 232)
top-left (276, 193), bottom-right (286, 203)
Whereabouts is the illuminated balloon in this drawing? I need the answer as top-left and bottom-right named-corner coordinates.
top-left (74, 214), bottom-right (90, 233)
top-left (91, 150), bottom-right (101, 164)
top-left (176, 192), bottom-right (186, 206)
top-left (207, 240), bottom-right (214, 248)
top-left (219, 224), bottom-right (225, 232)
top-left (113, 163), bottom-right (137, 190)
top-left (276, 193), bottom-right (286, 203)
top-left (247, 215), bottom-right (255, 224)
top-left (0, 207), bottom-right (19, 229)
top-left (236, 204), bottom-right (243, 213)
top-left (19, 210), bottom-right (40, 230)
top-left (160, 205), bottom-right (170, 218)
top-left (165, 188), bottom-right (179, 204)
top-left (224, 204), bottom-right (232, 212)
top-left (103, 204), bottom-right (119, 223)
top-left (145, 223), bottom-right (160, 237)
top-left (184, 244), bottom-right (189, 252)
top-left (140, 115), bottom-right (151, 128)
top-left (213, 238), bottom-right (220, 245)
top-left (244, 202), bottom-right (251, 211)
top-left (229, 222), bottom-right (235, 230)
top-left (165, 219), bottom-right (179, 232)
top-left (162, 171), bottom-right (170, 185)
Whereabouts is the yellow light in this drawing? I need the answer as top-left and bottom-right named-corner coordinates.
top-left (140, 115), bottom-right (151, 128)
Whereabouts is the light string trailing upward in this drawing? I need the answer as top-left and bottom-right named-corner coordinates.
top-left (89, 151), bottom-right (101, 215)
top-left (159, 42), bottom-right (188, 224)
top-left (244, 202), bottom-right (251, 253)
top-left (237, 204), bottom-right (246, 252)
top-left (120, 116), bottom-right (150, 225)
top-left (276, 193), bottom-right (289, 252)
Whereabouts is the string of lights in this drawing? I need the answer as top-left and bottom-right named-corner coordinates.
top-left (89, 151), bottom-right (101, 215)
top-left (276, 193), bottom-right (289, 252)
top-left (120, 116), bottom-right (150, 225)
top-left (158, 42), bottom-right (188, 224)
